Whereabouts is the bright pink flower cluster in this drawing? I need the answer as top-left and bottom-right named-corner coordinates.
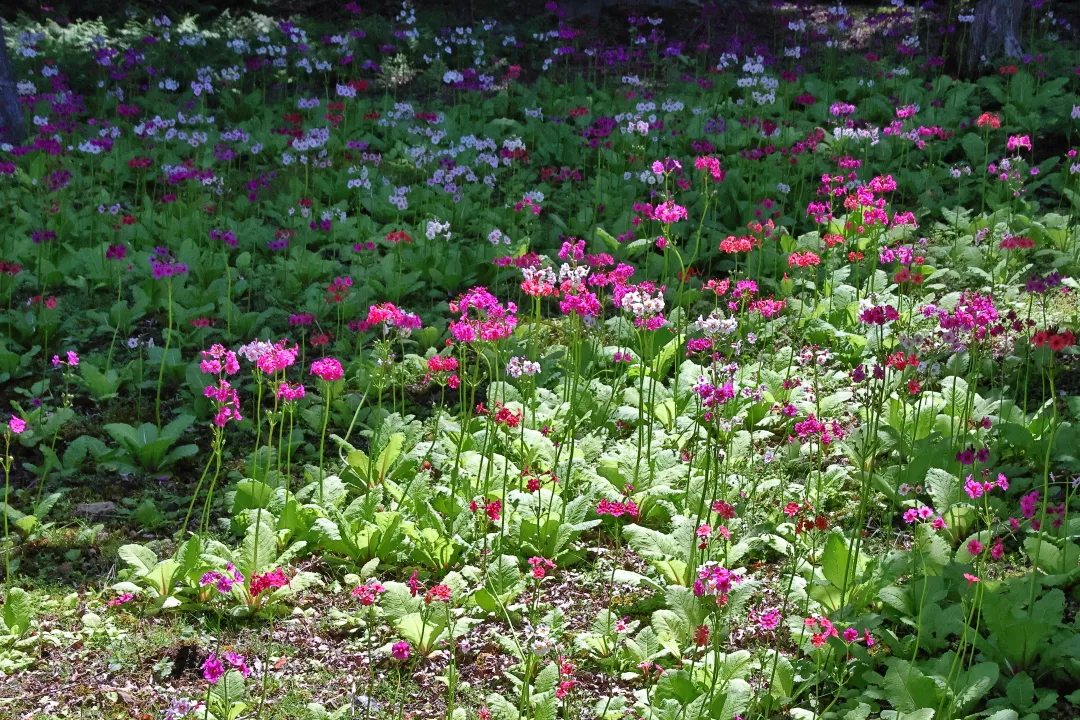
top-left (355, 302), bottom-right (422, 334)
top-left (204, 381), bottom-right (243, 427)
top-left (859, 303), bottom-right (900, 325)
top-left (200, 562), bottom-right (244, 593)
top-left (250, 568), bottom-right (289, 596)
top-left (256, 340), bottom-right (299, 374)
top-left (352, 580), bottom-right (387, 605)
top-left (449, 287), bottom-right (518, 343)
top-left (692, 563), bottom-right (741, 600)
top-left (200, 344), bottom-right (240, 376)
top-left (787, 251), bottom-right (820, 268)
top-left (791, 413), bottom-right (846, 446)
top-left (425, 354), bottom-right (460, 389)
top-left (597, 498), bottom-right (639, 518)
top-left (653, 200), bottom-right (688, 224)
top-left (276, 381), bottom-right (306, 402)
top-left (693, 155), bottom-right (726, 181)
top-left (965, 472), bottom-right (1009, 499)
top-left (52, 350), bottom-right (80, 368)
top-left (528, 556), bottom-right (556, 579)
top-left (310, 357), bottom-right (344, 381)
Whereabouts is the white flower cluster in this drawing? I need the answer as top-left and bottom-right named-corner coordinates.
top-left (695, 313), bottom-right (737, 336)
top-left (425, 218), bottom-right (451, 240)
top-left (621, 288), bottom-right (664, 318)
top-left (522, 265), bottom-right (556, 285)
top-left (833, 126), bottom-right (880, 146)
top-left (347, 166), bottom-right (371, 190)
top-left (506, 356), bottom-right (540, 378)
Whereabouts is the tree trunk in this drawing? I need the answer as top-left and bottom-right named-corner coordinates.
top-left (967, 0), bottom-right (1025, 73)
top-left (0, 21), bottom-right (26, 145)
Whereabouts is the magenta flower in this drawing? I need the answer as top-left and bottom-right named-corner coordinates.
top-left (276, 382), bottom-right (306, 402)
top-left (653, 201), bottom-right (688, 224)
top-left (202, 654), bottom-right (225, 683)
top-left (310, 357), bottom-right (344, 382)
top-left (8, 416), bottom-right (26, 434)
top-left (392, 641), bottom-right (410, 661)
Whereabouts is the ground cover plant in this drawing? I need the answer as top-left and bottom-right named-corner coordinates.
top-left (1, 0), bottom-right (1079, 718)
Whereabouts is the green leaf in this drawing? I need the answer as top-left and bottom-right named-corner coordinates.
top-left (1005, 672), bottom-right (1034, 710)
top-left (953, 662), bottom-right (998, 712)
top-left (2, 587), bottom-right (35, 636)
top-left (915, 522), bottom-right (950, 575)
top-left (926, 468), bottom-right (964, 512)
top-left (820, 530), bottom-right (859, 590)
top-left (395, 612), bottom-right (446, 655)
top-left (375, 433), bottom-right (405, 485)
top-left (484, 554), bottom-right (521, 596)
top-left (1023, 537), bottom-right (1080, 576)
top-left (240, 518), bottom-right (278, 577)
top-left (119, 544), bottom-right (158, 576)
top-left (146, 559), bottom-right (181, 596)
top-left (211, 669), bottom-right (246, 709)
top-left (625, 626), bottom-right (664, 662)
top-left (882, 658), bottom-right (937, 712)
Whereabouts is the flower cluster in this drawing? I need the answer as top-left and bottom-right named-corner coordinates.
top-left (200, 563), bottom-right (244, 593)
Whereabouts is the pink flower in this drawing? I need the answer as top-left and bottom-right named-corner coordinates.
top-left (392, 641), bottom-right (410, 661)
top-left (406, 570), bottom-right (421, 597)
top-left (310, 357), bottom-right (344, 381)
top-left (8, 417), bottom-right (26, 435)
top-left (991, 538), bottom-right (1005, 560)
top-left (250, 568), bottom-right (289, 596)
top-left (200, 344), bottom-right (240, 376)
top-left (963, 572), bottom-right (980, 586)
top-left (224, 651), bottom-right (251, 677)
top-left (842, 627), bottom-right (859, 643)
top-left (352, 580), bottom-right (387, 605)
top-left (967, 539), bottom-right (984, 556)
top-left (276, 382), bottom-right (306, 402)
top-left (425, 584), bottom-right (451, 603)
top-left (202, 654), bottom-right (225, 683)
top-left (653, 201), bottom-right (688, 224)
top-left (758, 608), bottom-right (781, 630)
top-left (528, 556), bottom-right (557, 579)
top-left (107, 592), bottom-right (134, 607)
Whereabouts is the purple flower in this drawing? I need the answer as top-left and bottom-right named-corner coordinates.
top-left (202, 654), bottom-right (224, 683)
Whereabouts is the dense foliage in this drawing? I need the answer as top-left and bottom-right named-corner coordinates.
top-left (1, 2), bottom-right (1079, 719)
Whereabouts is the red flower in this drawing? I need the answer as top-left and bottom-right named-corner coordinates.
top-left (425, 584), bottom-right (451, 603)
top-left (1049, 332), bottom-right (1073, 352)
